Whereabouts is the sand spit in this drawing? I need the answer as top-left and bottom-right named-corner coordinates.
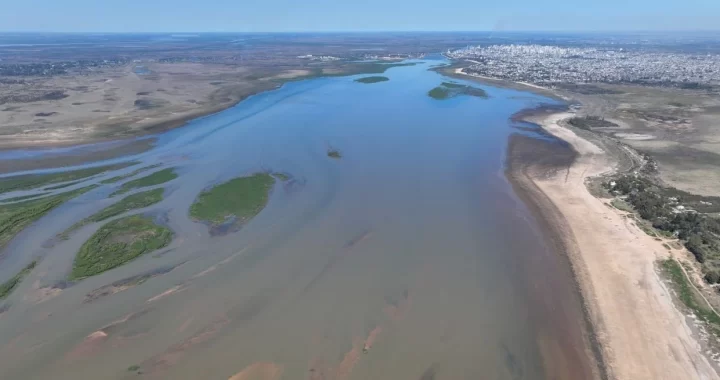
top-left (517, 112), bottom-right (720, 379)
top-left (65, 331), bottom-right (108, 360)
top-left (145, 285), bottom-right (185, 303)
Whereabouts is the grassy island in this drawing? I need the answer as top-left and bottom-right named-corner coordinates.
top-left (101, 163), bottom-right (162, 184)
top-left (70, 215), bottom-right (172, 280)
top-left (355, 76), bottom-right (389, 84)
top-left (428, 81), bottom-right (488, 100)
top-left (327, 148), bottom-right (342, 159)
top-left (0, 185), bottom-right (97, 253)
top-left (0, 162), bottom-right (134, 194)
top-left (110, 168), bottom-right (177, 197)
top-left (0, 261), bottom-right (37, 299)
top-left (61, 188), bottom-right (164, 238)
top-left (190, 173), bottom-right (275, 228)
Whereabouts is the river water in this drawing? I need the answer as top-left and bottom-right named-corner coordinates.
top-left (0, 59), bottom-right (598, 379)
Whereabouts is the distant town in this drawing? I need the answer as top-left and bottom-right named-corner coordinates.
top-left (447, 44), bottom-right (720, 89)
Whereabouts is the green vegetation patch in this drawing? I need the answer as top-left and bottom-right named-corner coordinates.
top-left (568, 116), bottom-right (619, 130)
top-left (0, 162), bottom-right (134, 194)
top-left (1, 193), bottom-right (48, 203)
top-left (440, 81), bottom-right (465, 89)
top-left (70, 215), bottom-right (173, 280)
top-left (110, 168), bottom-right (177, 197)
top-left (101, 164), bottom-right (162, 184)
top-left (327, 148), bottom-right (342, 159)
top-left (606, 175), bottom-right (720, 280)
top-left (0, 261), bottom-right (37, 299)
top-left (355, 76), bottom-right (389, 84)
top-left (428, 82), bottom-right (488, 100)
top-left (44, 180), bottom-right (84, 190)
top-left (288, 62), bottom-right (416, 82)
top-left (61, 188), bottom-right (164, 239)
top-left (611, 199), bottom-right (634, 212)
top-left (0, 185), bottom-right (97, 253)
top-left (428, 87), bottom-right (451, 100)
top-left (661, 258), bottom-right (720, 329)
top-left (190, 173), bottom-right (275, 227)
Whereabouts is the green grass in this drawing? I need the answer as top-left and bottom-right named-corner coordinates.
top-left (190, 173), bottom-right (275, 226)
top-left (327, 148), bottom-right (342, 159)
top-left (428, 82), bottom-right (488, 100)
top-left (440, 81), bottom-right (465, 89)
top-left (661, 258), bottom-right (720, 327)
top-left (1, 193), bottom-right (48, 203)
top-left (0, 261), bottom-right (37, 299)
top-left (428, 87), bottom-right (451, 100)
top-left (101, 164), bottom-right (162, 184)
top-left (44, 180), bottom-right (83, 190)
top-left (110, 168), bottom-right (177, 197)
top-left (634, 218), bottom-right (659, 237)
top-left (0, 162), bottom-right (135, 194)
top-left (355, 76), bottom-right (389, 84)
top-left (60, 188), bottom-right (164, 239)
top-left (611, 199), bottom-right (635, 212)
top-left (0, 185), bottom-right (97, 253)
top-left (70, 215), bottom-right (173, 280)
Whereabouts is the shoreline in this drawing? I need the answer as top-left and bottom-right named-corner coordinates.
top-left (433, 65), bottom-right (569, 102)
top-left (507, 109), bottom-right (720, 379)
top-left (0, 81), bottom-right (284, 151)
top-left (505, 132), bottom-right (609, 380)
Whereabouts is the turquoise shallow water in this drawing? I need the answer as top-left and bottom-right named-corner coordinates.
top-left (0, 59), bottom-right (596, 379)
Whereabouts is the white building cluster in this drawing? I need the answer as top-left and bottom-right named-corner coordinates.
top-left (447, 44), bottom-right (720, 88)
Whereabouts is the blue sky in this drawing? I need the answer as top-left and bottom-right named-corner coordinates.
top-left (2, 0), bottom-right (719, 32)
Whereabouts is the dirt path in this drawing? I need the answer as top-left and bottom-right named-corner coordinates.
top-left (530, 112), bottom-right (719, 380)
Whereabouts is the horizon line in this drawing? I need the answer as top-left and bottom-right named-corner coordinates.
top-left (1, 29), bottom-right (720, 34)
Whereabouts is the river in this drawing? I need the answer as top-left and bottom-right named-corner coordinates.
top-left (0, 58), bottom-right (598, 379)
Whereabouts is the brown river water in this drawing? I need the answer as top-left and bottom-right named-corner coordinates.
top-left (0, 59), bottom-right (598, 379)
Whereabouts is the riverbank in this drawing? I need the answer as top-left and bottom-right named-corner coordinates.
top-left (507, 110), bottom-right (720, 379)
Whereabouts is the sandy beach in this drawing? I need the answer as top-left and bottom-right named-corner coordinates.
top-left (513, 111), bottom-right (720, 379)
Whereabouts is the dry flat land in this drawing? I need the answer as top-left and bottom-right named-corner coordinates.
top-left (0, 33), bottom-right (439, 150)
top-left (445, 64), bottom-right (720, 198)
top-left (0, 63), bottom-right (286, 148)
top-left (510, 112), bottom-right (720, 380)
top-left (0, 61), bottom-right (419, 149)
top-left (562, 84), bottom-right (720, 198)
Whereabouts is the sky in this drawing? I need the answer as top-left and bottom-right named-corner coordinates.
top-left (1, 0), bottom-right (719, 32)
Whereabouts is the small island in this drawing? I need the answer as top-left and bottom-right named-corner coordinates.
top-left (60, 188), bottom-right (165, 239)
top-left (327, 148), bottom-right (342, 159)
top-left (189, 173), bottom-right (276, 231)
top-left (355, 76), bottom-right (389, 84)
top-left (70, 215), bottom-right (173, 280)
top-left (110, 168), bottom-right (178, 197)
top-left (428, 81), bottom-right (488, 100)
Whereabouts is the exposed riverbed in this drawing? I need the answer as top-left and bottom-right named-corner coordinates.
top-left (0, 59), bottom-right (599, 379)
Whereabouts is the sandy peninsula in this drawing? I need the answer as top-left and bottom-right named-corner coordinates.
top-left (516, 112), bottom-right (720, 380)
